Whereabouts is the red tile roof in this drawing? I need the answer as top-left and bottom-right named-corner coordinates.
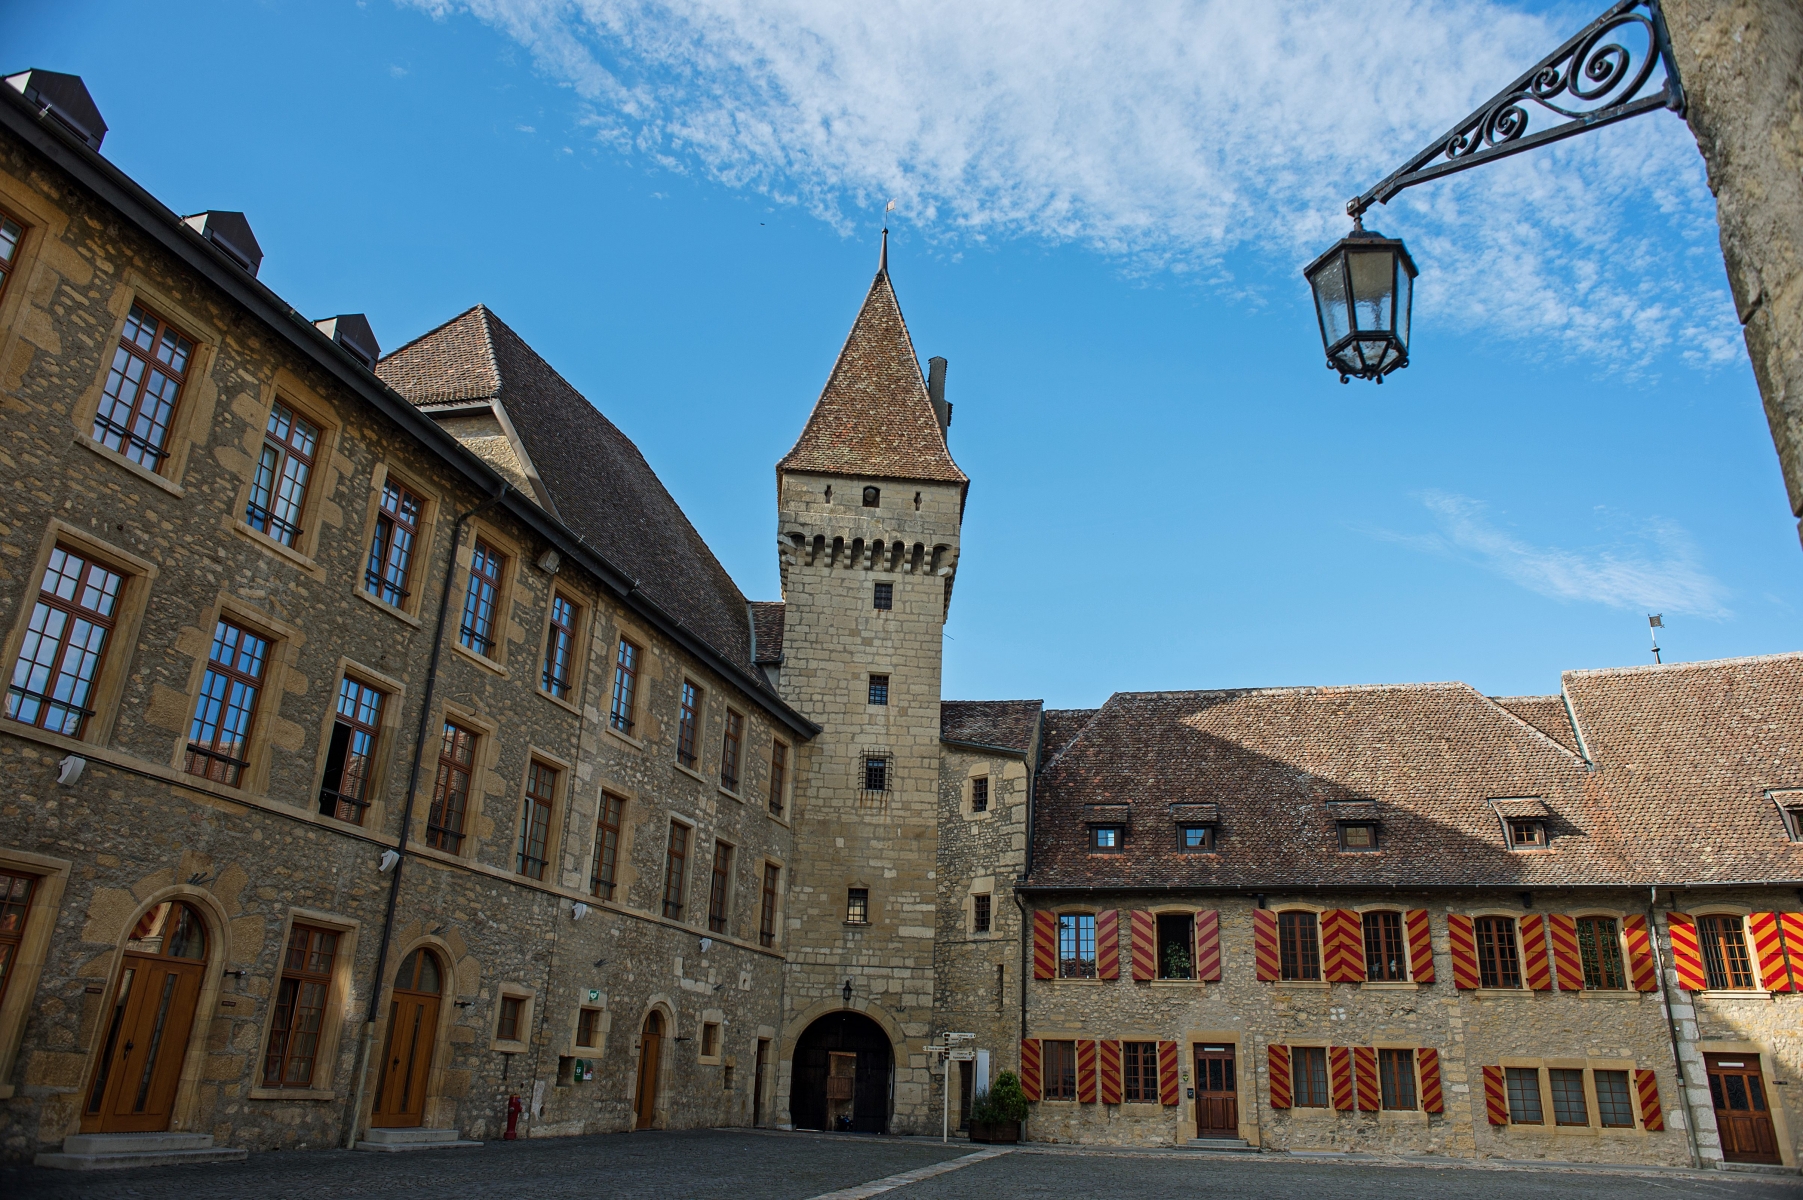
top-left (941, 700), bottom-right (1043, 755)
top-left (1491, 694), bottom-right (1581, 754)
top-left (749, 601), bottom-right (785, 665)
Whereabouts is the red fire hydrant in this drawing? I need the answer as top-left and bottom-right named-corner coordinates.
top-left (504, 1093), bottom-right (523, 1140)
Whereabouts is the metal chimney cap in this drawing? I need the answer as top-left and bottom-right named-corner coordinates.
top-left (314, 314), bottom-right (380, 369)
top-left (180, 211), bottom-right (263, 277)
top-left (3, 69), bottom-right (107, 150)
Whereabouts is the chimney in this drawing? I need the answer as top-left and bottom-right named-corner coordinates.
top-left (314, 314), bottom-right (380, 369)
top-left (3, 69), bottom-right (107, 151)
top-left (181, 211), bottom-right (263, 276)
top-left (926, 356), bottom-right (951, 436)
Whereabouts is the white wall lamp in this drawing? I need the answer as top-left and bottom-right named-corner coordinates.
top-left (571, 902), bottom-right (590, 921)
top-left (699, 937), bottom-right (713, 953)
top-left (56, 755), bottom-right (86, 785)
top-left (377, 849), bottom-right (401, 873)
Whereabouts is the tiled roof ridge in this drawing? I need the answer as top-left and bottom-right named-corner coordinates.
top-left (1489, 693), bottom-right (1561, 702)
top-left (378, 303), bottom-right (501, 404)
top-left (1109, 680), bottom-right (1477, 702)
top-left (1564, 650), bottom-right (1803, 680)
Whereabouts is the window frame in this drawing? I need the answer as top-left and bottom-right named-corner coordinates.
top-left (610, 638), bottom-right (640, 735)
top-left (1178, 823), bottom-right (1214, 853)
top-left (1506, 818), bottom-right (1548, 849)
top-left (575, 1006), bottom-right (603, 1051)
top-left (759, 863), bottom-right (781, 947)
top-left (677, 680), bottom-right (702, 769)
top-left (426, 719), bottom-right (478, 854)
top-left (1089, 825), bottom-right (1124, 853)
top-left (1042, 1039), bottom-right (1077, 1101)
top-left (1292, 1045), bottom-right (1330, 1108)
top-left (364, 476), bottom-right (427, 612)
top-left (184, 617), bottom-right (273, 788)
top-left (318, 673), bottom-right (387, 825)
top-left (1575, 914), bottom-right (1628, 990)
top-left (1362, 910), bottom-right (1408, 982)
top-left (591, 793), bottom-right (626, 900)
top-left (91, 301), bottom-right (196, 473)
top-left (457, 537), bottom-right (506, 659)
top-left (1697, 913), bottom-right (1757, 990)
top-left (496, 994), bottom-right (527, 1045)
top-left (867, 674), bottom-right (889, 706)
top-left (1278, 910), bottom-right (1322, 982)
top-left (1594, 1069), bottom-right (1635, 1128)
top-left (662, 821), bottom-right (691, 920)
top-left (243, 399), bottom-right (322, 550)
top-left (1122, 1041), bottom-right (1159, 1103)
top-left (0, 206), bottom-right (25, 308)
top-left (862, 753), bottom-right (889, 794)
top-left (873, 581), bottom-right (893, 611)
top-left (5, 543), bottom-right (126, 740)
top-left (249, 907), bottom-right (358, 1100)
top-left (707, 841), bottom-right (734, 934)
top-left (1378, 1048), bottom-right (1417, 1111)
top-left (1474, 914), bottom-right (1523, 989)
top-left (1337, 821), bottom-right (1379, 852)
top-left (970, 775), bottom-right (989, 814)
top-left (973, 893), bottom-right (992, 935)
top-left (1549, 1067), bottom-right (1590, 1126)
top-left (1057, 912), bottom-right (1098, 979)
top-left (517, 759), bottom-right (559, 881)
top-left (1505, 1066), bottom-right (1544, 1124)
top-left (1156, 911), bottom-right (1196, 980)
top-left (541, 592), bottom-right (582, 702)
top-left (768, 740), bottom-right (789, 816)
top-left (846, 887), bottom-right (870, 925)
top-left (720, 709), bottom-right (744, 793)
top-left (261, 922), bottom-right (340, 1090)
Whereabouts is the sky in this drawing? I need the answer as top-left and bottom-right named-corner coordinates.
top-left (14, 0), bottom-right (1801, 708)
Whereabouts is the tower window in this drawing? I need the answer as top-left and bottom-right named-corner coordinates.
top-left (973, 893), bottom-right (991, 934)
top-left (868, 675), bottom-right (889, 706)
top-left (846, 888), bottom-right (869, 924)
top-left (862, 486), bottom-right (880, 507)
top-left (862, 755), bottom-right (888, 792)
top-left (971, 776), bottom-right (988, 813)
top-left (873, 582), bottom-right (893, 610)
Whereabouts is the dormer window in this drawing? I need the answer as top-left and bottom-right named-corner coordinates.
top-left (1091, 825), bottom-right (1124, 853)
top-left (1338, 822), bottom-right (1378, 852)
top-left (1770, 789), bottom-right (1803, 841)
top-left (1178, 824), bottom-right (1214, 852)
top-left (862, 486), bottom-right (880, 507)
top-left (1507, 819), bottom-right (1547, 849)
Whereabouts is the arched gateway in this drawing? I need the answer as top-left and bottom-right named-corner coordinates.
top-left (790, 1011), bottom-right (892, 1133)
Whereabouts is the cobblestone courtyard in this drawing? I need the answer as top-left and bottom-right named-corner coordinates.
top-left (3, 1130), bottom-right (1798, 1199)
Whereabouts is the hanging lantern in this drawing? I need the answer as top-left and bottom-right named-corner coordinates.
top-left (1303, 217), bottom-right (1417, 383)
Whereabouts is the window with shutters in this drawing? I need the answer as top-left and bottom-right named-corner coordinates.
top-left (1698, 915), bottom-right (1756, 989)
top-left (1549, 1069), bottom-right (1588, 1125)
top-left (1474, 916), bottom-right (1522, 988)
top-left (610, 639), bottom-right (639, 733)
top-left (662, 822), bottom-right (690, 919)
top-left (458, 539), bottom-right (505, 657)
top-left (517, 760), bottom-right (557, 880)
top-left (542, 594), bottom-right (579, 700)
top-left (6, 545), bottom-right (125, 739)
top-left (677, 681), bottom-right (701, 767)
top-left (707, 841), bottom-right (733, 934)
top-left (1378, 1049), bottom-right (1416, 1110)
top-left (94, 302), bottom-right (194, 470)
top-left (1505, 1067), bottom-right (1543, 1123)
top-left (185, 619), bottom-right (270, 787)
top-left (1292, 1046), bottom-right (1330, 1107)
top-left (970, 776), bottom-right (988, 813)
top-left (426, 721), bottom-right (476, 853)
top-left (769, 740), bottom-right (788, 815)
top-left (720, 709), bottom-right (743, 792)
top-left (365, 479), bottom-right (423, 608)
top-left (1278, 911), bottom-right (1321, 981)
top-left (1363, 910), bottom-right (1408, 981)
top-left (1156, 913), bottom-right (1194, 979)
top-left (1576, 916), bottom-right (1627, 989)
top-left (846, 887), bottom-right (869, 925)
top-left (1043, 1040), bottom-right (1077, 1100)
top-left (973, 893), bottom-right (991, 934)
top-left (591, 793), bottom-right (624, 899)
top-left (319, 677), bottom-right (383, 824)
top-left (1123, 1041), bottom-right (1159, 1102)
top-left (263, 923), bottom-right (338, 1088)
top-left (1594, 1070), bottom-right (1634, 1127)
top-left (1058, 913), bottom-right (1097, 978)
top-left (0, 871), bottom-right (37, 1011)
top-left (245, 402), bottom-right (319, 547)
top-left (759, 864), bottom-right (780, 947)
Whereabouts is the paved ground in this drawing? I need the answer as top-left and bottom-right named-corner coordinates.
top-left (2, 1129), bottom-right (1798, 1199)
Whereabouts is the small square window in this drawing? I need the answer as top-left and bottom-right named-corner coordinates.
top-left (1507, 818), bottom-right (1546, 848)
top-left (868, 674), bottom-right (889, 705)
top-left (973, 893), bottom-right (991, 934)
top-left (1179, 824), bottom-right (1213, 852)
top-left (846, 887), bottom-right (869, 924)
top-left (1338, 822), bottom-right (1378, 852)
top-left (863, 756), bottom-right (888, 792)
top-left (1091, 826), bottom-right (1123, 853)
top-left (971, 777), bottom-right (988, 813)
top-left (873, 582), bottom-right (893, 610)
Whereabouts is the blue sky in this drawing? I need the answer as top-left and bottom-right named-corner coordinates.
top-left (16, 1), bottom-right (1800, 708)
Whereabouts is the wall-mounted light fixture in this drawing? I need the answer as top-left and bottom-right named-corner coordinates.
top-left (842, 978), bottom-right (854, 1005)
top-left (537, 549), bottom-right (561, 575)
top-left (56, 755), bottom-right (86, 785)
top-left (571, 902), bottom-right (590, 922)
top-left (699, 937), bottom-right (713, 953)
top-left (377, 849), bottom-right (401, 873)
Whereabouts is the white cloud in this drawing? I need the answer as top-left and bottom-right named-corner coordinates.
top-left (1374, 490), bottom-right (1730, 617)
top-left (403, 0), bottom-right (1741, 370)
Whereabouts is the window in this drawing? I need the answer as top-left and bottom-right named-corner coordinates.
top-left (1505, 1067), bottom-right (1543, 1123)
top-left (720, 710), bottom-right (743, 792)
top-left (319, 677), bottom-right (383, 823)
top-left (868, 675), bottom-right (889, 706)
top-left (1043, 1039), bottom-right (1077, 1100)
top-left (263, 923), bottom-right (338, 1088)
top-left (861, 486), bottom-right (880, 507)
top-left (543, 595), bottom-right (578, 699)
top-left (576, 1008), bottom-right (601, 1049)
top-left (1123, 1041), bottom-right (1158, 1102)
top-left (517, 761), bottom-right (557, 880)
top-left (846, 887), bottom-right (869, 924)
top-left (971, 777), bottom-right (988, 813)
top-left (365, 480), bottom-right (422, 606)
top-left (769, 742), bottom-right (788, 815)
top-left (1363, 910), bottom-right (1407, 981)
top-left (1157, 913), bottom-right (1195, 979)
top-left (459, 539), bottom-right (504, 656)
top-left (1576, 916), bottom-right (1626, 989)
top-left (1780, 803), bottom-right (1803, 842)
top-left (497, 995), bottom-right (524, 1042)
top-left (863, 755), bottom-right (888, 792)
top-left (1379, 1048), bottom-right (1416, 1110)
top-left (610, 639), bottom-right (639, 733)
top-left (1595, 1070), bottom-right (1634, 1128)
top-left (1698, 914), bottom-right (1756, 989)
top-left (1293, 1047), bottom-right (1330, 1107)
top-left (973, 893), bottom-right (991, 934)
top-left (1507, 818), bottom-right (1547, 848)
top-left (662, 823), bottom-right (690, 920)
top-left (707, 841), bottom-right (733, 934)
top-left (1179, 824), bottom-right (1213, 852)
top-left (93, 302), bottom-right (194, 469)
top-left (186, 619), bottom-right (269, 787)
top-left (701, 1022), bottom-right (720, 1056)
top-left (1090, 826), bottom-right (1123, 853)
top-left (0, 870), bottom-right (38, 1009)
top-left (0, 210), bottom-right (22, 302)
top-left (873, 582), bottom-right (892, 610)
top-left (677, 681), bottom-right (700, 767)
top-left (759, 864), bottom-right (780, 947)
top-left (1338, 822), bottom-right (1378, 851)
top-left (591, 793), bottom-right (624, 900)
top-left (1474, 916), bottom-right (1522, 989)
top-left (1058, 913), bottom-right (1097, 978)
top-left (245, 402), bottom-right (319, 547)
top-left (1279, 911), bottom-right (1321, 981)
top-left (426, 721), bottom-right (476, 853)
top-left (6, 545), bottom-right (123, 738)
top-left (1549, 1068), bottom-right (1589, 1126)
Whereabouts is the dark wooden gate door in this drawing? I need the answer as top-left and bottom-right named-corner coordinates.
top-left (634, 1012), bottom-right (663, 1129)
top-left (1193, 1045), bottom-right (1238, 1137)
top-left (1706, 1054), bottom-right (1780, 1164)
top-left (82, 901), bottom-right (209, 1134)
top-left (371, 949), bottom-right (441, 1129)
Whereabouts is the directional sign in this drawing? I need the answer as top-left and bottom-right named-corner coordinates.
top-left (949, 1048), bottom-right (975, 1061)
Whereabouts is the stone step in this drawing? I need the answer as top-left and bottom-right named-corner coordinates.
top-left (1187, 1137), bottom-right (1256, 1153)
top-left (61, 1132), bottom-right (216, 1154)
top-left (35, 1133), bottom-right (248, 1171)
top-left (355, 1128), bottom-right (482, 1152)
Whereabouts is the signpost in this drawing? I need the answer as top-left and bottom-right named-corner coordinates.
top-left (938, 1033), bottom-right (976, 1143)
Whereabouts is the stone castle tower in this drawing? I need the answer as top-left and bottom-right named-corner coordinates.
top-left (771, 236), bottom-right (967, 1133)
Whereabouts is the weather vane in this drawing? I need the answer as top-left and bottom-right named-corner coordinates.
top-left (1648, 613), bottom-right (1663, 664)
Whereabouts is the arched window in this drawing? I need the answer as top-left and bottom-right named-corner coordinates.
top-left (395, 948), bottom-right (442, 993)
top-left (126, 901), bottom-right (207, 960)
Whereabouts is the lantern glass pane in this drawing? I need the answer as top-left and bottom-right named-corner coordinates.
top-left (1309, 258), bottom-right (1351, 346)
top-left (1395, 259), bottom-right (1413, 353)
top-left (1348, 250), bottom-right (1395, 333)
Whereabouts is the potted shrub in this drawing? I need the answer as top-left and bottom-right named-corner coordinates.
top-left (968, 1070), bottom-right (1028, 1143)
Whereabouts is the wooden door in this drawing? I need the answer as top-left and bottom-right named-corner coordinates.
top-left (1707, 1054), bottom-right (1780, 1164)
top-left (371, 949), bottom-right (442, 1129)
top-left (81, 901), bottom-right (209, 1134)
top-left (634, 1012), bottom-right (663, 1130)
top-left (1193, 1045), bottom-right (1239, 1137)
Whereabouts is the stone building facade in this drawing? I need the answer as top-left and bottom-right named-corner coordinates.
top-left (0, 67), bottom-right (1800, 1177)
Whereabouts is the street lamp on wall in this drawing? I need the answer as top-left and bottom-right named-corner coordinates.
top-left (1304, 219), bottom-right (1417, 384)
top-left (841, 978), bottom-right (853, 1006)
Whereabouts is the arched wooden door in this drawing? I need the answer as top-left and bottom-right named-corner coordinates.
top-left (371, 949), bottom-right (442, 1129)
top-left (634, 1012), bottom-right (663, 1129)
top-left (81, 902), bottom-right (209, 1133)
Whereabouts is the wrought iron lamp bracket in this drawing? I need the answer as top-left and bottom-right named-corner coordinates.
top-left (1348, 0), bottom-right (1685, 219)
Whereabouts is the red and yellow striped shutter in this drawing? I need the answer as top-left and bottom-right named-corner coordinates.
top-left (1352, 1046), bottom-right (1380, 1112)
top-left (1130, 910), bottom-right (1157, 982)
top-left (1635, 1068), bottom-right (1664, 1131)
top-left (1076, 1039), bottom-right (1098, 1102)
top-left (1254, 908), bottom-right (1280, 981)
top-left (1482, 1065), bottom-right (1509, 1125)
top-left (1446, 914), bottom-right (1480, 990)
top-left (1020, 1038), bottom-right (1041, 1101)
top-left (1749, 912), bottom-right (1792, 992)
top-left (1781, 913), bottom-right (1803, 991)
top-left (1623, 914), bottom-right (1658, 992)
top-left (1322, 909), bottom-right (1366, 983)
top-left (1033, 910), bottom-right (1057, 980)
top-left (1666, 913), bottom-right (1707, 991)
top-left (1268, 1044), bottom-right (1292, 1109)
top-left (1095, 911), bottom-right (1120, 981)
top-left (1418, 1048), bottom-right (1444, 1113)
top-left (1099, 1040), bottom-right (1122, 1105)
top-left (1405, 909), bottom-right (1434, 983)
top-left (1520, 913), bottom-right (1554, 991)
top-left (1158, 1041), bottom-right (1180, 1106)
top-left (1548, 913), bottom-right (1584, 991)
top-left (1329, 1045), bottom-right (1355, 1111)
top-left (1194, 910), bottom-right (1222, 981)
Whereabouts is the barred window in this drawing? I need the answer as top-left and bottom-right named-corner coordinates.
top-left (319, 677), bottom-right (383, 823)
top-left (246, 402), bottom-right (319, 547)
top-left (1506, 1066), bottom-right (1543, 1124)
top-left (1576, 916), bottom-right (1627, 989)
top-left (94, 303), bottom-right (193, 469)
top-left (365, 480), bottom-right (422, 606)
top-left (973, 893), bottom-right (991, 934)
top-left (185, 620), bottom-right (269, 787)
top-left (1474, 916), bottom-right (1522, 989)
top-left (863, 755), bottom-right (888, 792)
top-left (1042, 1039), bottom-right (1077, 1101)
top-left (1058, 913), bottom-right (1096, 979)
top-left (1292, 1046), bottom-right (1329, 1108)
top-left (1123, 1041), bottom-right (1159, 1103)
top-left (1278, 911), bottom-right (1321, 981)
top-left (867, 674), bottom-right (889, 706)
top-left (542, 595), bottom-right (578, 699)
top-left (1379, 1048), bottom-right (1416, 1110)
top-left (1594, 1070), bottom-right (1635, 1128)
top-left (873, 581), bottom-right (892, 610)
top-left (1699, 915), bottom-right (1756, 990)
top-left (1363, 910), bottom-right (1407, 981)
top-left (458, 539), bottom-right (504, 656)
top-left (6, 545), bottom-right (123, 738)
top-left (971, 776), bottom-right (988, 813)
top-left (846, 887), bottom-right (869, 924)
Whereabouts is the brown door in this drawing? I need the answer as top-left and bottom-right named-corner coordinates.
top-left (371, 949), bottom-right (442, 1129)
top-left (634, 1012), bottom-right (663, 1129)
top-left (1193, 1045), bottom-right (1239, 1137)
top-left (82, 902), bottom-right (210, 1134)
top-left (1707, 1054), bottom-right (1780, 1164)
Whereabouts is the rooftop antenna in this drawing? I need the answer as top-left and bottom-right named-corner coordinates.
top-left (880, 199), bottom-right (895, 274)
top-left (1648, 613), bottom-right (1663, 664)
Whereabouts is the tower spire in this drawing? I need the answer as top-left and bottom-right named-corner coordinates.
top-left (879, 227), bottom-right (888, 276)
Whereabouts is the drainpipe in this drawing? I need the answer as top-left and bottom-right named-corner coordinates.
top-left (1650, 886), bottom-right (1703, 1169)
top-left (344, 485), bottom-right (508, 1149)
